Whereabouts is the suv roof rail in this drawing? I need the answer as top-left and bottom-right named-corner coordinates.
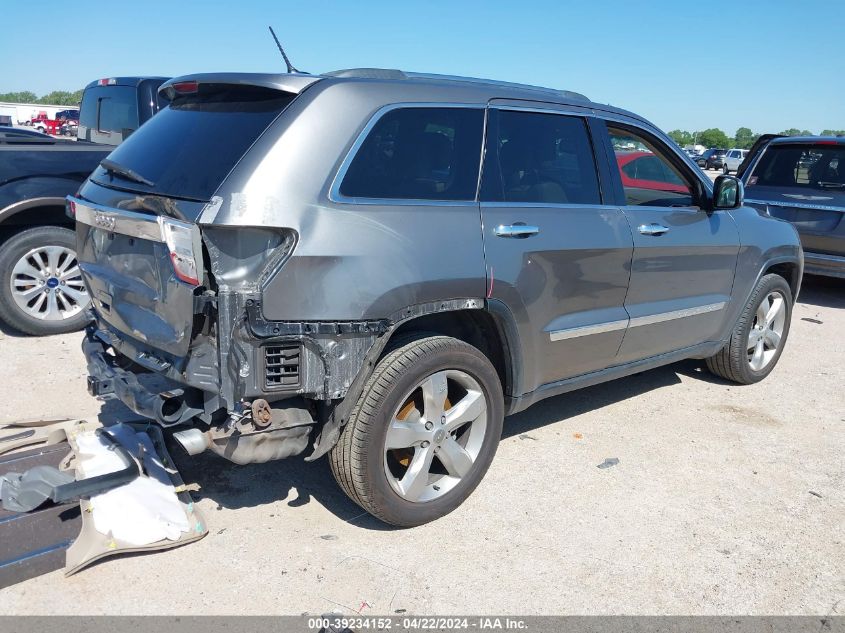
top-left (323, 68), bottom-right (589, 101)
top-left (405, 72), bottom-right (589, 101)
top-left (324, 68), bottom-right (409, 80)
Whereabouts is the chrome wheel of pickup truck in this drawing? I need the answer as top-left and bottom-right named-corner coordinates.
top-left (11, 245), bottom-right (87, 321)
top-left (0, 226), bottom-right (91, 335)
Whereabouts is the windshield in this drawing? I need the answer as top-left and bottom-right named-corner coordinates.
top-left (90, 84), bottom-right (296, 201)
top-left (747, 144), bottom-right (845, 191)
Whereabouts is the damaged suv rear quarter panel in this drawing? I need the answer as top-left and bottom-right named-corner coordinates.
top-left (205, 79), bottom-right (489, 320)
top-left (200, 80), bottom-right (490, 403)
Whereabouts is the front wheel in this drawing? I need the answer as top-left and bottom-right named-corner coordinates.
top-left (330, 335), bottom-right (504, 527)
top-left (723, 164), bottom-right (730, 174)
top-left (705, 274), bottom-right (792, 384)
top-left (0, 226), bottom-right (91, 335)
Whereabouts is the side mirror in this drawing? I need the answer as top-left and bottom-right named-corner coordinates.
top-left (712, 174), bottom-right (744, 210)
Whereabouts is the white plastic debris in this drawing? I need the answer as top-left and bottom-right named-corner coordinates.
top-left (75, 426), bottom-right (190, 546)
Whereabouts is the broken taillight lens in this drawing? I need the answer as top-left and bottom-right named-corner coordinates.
top-left (160, 219), bottom-right (200, 285)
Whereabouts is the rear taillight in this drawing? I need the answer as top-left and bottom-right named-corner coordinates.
top-left (160, 219), bottom-right (200, 285)
top-left (67, 199), bottom-right (77, 218)
top-left (171, 80), bottom-right (198, 94)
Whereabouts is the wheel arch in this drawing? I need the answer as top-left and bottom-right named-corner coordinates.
top-left (762, 259), bottom-right (801, 301)
top-left (0, 197), bottom-right (73, 238)
top-left (386, 306), bottom-right (518, 401)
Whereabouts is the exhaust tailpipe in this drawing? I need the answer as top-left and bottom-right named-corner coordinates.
top-left (172, 428), bottom-right (209, 456)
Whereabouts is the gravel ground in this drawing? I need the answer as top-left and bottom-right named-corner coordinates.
top-left (0, 275), bottom-right (842, 616)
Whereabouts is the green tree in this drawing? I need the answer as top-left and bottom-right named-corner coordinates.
top-left (0, 91), bottom-right (38, 103)
top-left (37, 90), bottom-right (83, 106)
top-left (821, 129), bottom-right (845, 136)
top-left (697, 128), bottom-right (731, 149)
top-left (779, 128), bottom-right (803, 136)
top-left (734, 127), bottom-right (758, 149)
top-left (668, 129), bottom-right (693, 147)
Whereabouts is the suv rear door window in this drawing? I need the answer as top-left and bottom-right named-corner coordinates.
top-left (91, 84), bottom-right (295, 201)
top-left (339, 107), bottom-right (484, 201)
top-left (481, 110), bottom-right (601, 204)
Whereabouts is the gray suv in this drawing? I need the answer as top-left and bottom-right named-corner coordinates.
top-left (72, 69), bottom-right (803, 526)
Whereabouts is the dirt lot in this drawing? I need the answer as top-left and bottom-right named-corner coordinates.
top-left (0, 275), bottom-right (842, 616)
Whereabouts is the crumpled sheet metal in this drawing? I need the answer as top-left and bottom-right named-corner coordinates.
top-left (64, 422), bottom-right (207, 575)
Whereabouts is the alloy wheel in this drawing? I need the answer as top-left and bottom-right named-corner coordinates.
top-left (10, 246), bottom-right (88, 322)
top-left (383, 369), bottom-right (488, 503)
top-left (747, 291), bottom-right (787, 371)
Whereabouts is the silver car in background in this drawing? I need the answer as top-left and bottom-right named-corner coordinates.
top-left (724, 148), bottom-right (749, 173)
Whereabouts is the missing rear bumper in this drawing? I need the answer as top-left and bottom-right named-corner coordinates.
top-left (82, 330), bottom-right (207, 427)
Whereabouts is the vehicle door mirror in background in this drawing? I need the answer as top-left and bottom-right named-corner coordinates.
top-left (712, 174), bottom-right (744, 210)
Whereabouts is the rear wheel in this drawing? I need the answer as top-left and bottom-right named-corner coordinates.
top-left (705, 274), bottom-right (792, 384)
top-left (0, 226), bottom-right (91, 335)
top-left (330, 335), bottom-right (504, 527)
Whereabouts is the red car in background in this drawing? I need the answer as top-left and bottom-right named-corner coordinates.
top-left (616, 151), bottom-right (690, 194)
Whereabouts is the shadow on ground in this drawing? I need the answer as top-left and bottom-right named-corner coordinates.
top-left (0, 321), bottom-right (25, 337)
top-left (96, 359), bottom-right (702, 531)
top-left (797, 274), bottom-right (844, 310)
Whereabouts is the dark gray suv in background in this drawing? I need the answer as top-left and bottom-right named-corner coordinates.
top-left (71, 69), bottom-right (803, 526)
top-left (742, 135), bottom-right (844, 278)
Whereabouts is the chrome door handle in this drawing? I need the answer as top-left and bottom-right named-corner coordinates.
top-left (494, 224), bottom-right (540, 238)
top-left (637, 223), bottom-right (669, 236)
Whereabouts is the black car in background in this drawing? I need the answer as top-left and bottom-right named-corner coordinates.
top-left (0, 77), bottom-right (168, 335)
top-left (742, 136), bottom-right (845, 278)
top-left (697, 148), bottom-right (727, 170)
top-left (54, 109), bottom-right (79, 122)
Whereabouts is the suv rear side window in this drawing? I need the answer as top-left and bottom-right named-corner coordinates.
top-left (339, 107), bottom-right (484, 201)
top-left (748, 144), bottom-right (844, 190)
top-left (482, 110), bottom-right (601, 204)
top-left (609, 126), bottom-right (695, 207)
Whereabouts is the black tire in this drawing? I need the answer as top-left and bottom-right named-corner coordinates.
top-left (329, 335), bottom-right (504, 527)
top-left (705, 274), bottom-right (792, 384)
top-left (723, 164), bottom-right (729, 174)
top-left (0, 226), bottom-right (90, 336)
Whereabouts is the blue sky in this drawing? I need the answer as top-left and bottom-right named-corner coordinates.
top-left (3, 0), bottom-right (843, 134)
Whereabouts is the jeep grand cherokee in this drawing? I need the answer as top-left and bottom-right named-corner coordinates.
top-left (71, 69), bottom-right (803, 526)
